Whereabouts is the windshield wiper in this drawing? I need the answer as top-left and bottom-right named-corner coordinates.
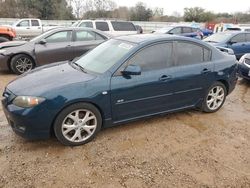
top-left (70, 61), bottom-right (87, 73)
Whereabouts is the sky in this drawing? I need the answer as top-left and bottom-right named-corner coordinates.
top-left (112, 0), bottom-right (250, 15)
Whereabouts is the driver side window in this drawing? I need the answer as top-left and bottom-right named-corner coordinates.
top-left (17, 20), bottom-right (30, 27)
top-left (116, 42), bottom-right (174, 75)
top-left (46, 31), bottom-right (72, 43)
top-left (170, 27), bottom-right (181, 34)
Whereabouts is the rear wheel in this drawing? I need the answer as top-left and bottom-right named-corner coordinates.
top-left (54, 103), bottom-right (102, 146)
top-left (202, 82), bottom-right (227, 113)
top-left (10, 54), bottom-right (34, 74)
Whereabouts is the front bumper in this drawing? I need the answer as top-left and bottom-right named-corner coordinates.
top-left (238, 62), bottom-right (250, 80)
top-left (1, 89), bottom-right (52, 140)
top-left (0, 54), bottom-right (9, 71)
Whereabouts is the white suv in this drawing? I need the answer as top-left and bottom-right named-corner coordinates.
top-left (72, 20), bottom-right (138, 36)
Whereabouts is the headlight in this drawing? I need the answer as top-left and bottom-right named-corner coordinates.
top-left (13, 96), bottom-right (45, 108)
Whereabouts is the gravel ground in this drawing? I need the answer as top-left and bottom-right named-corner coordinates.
top-left (0, 71), bottom-right (250, 188)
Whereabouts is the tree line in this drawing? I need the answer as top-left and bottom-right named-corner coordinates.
top-left (0, 0), bottom-right (250, 23)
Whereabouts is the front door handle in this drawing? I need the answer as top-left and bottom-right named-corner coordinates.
top-left (201, 68), bottom-right (211, 74)
top-left (159, 75), bottom-right (172, 81)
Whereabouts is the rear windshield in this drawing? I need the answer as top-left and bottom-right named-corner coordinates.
top-left (111, 21), bottom-right (136, 31)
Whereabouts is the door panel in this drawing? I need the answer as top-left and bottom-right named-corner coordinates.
top-left (35, 42), bottom-right (74, 65)
top-left (111, 68), bottom-right (177, 122)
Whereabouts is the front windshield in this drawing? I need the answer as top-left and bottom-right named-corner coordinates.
top-left (75, 39), bottom-right (136, 74)
top-left (154, 27), bottom-right (173, 34)
top-left (204, 33), bottom-right (232, 43)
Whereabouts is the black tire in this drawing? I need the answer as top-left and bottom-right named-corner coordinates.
top-left (54, 103), bottom-right (102, 146)
top-left (202, 82), bottom-right (227, 113)
top-left (10, 54), bottom-right (34, 75)
top-left (0, 36), bottom-right (9, 43)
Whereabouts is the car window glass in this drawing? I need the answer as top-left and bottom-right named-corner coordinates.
top-left (169, 27), bottom-right (181, 34)
top-left (126, 43), bottom-right (174, 72)
top-left (183, 27), bottom-right (192, 33)
top-left (96, 22), bottom-right (109, 31)
top-left (76, 31), bottom-right (95, 41)
top-left (246, 34), bottom-right (250, 42)
top-left (204, 48), bottom-right (211, 62)
top-left (111, 21), bottom-right (136, 31)
top-left (191, 28), bottom-right (198, 32)
top-left (176, 42), bottom-right (204, 66)
top-left (18, 20), bottom-right (30, 27)
top-left (46, 31), bottom-right (72, 43)
top-left (79, 22), bottom-right (93, 28)
top-left (31, 20), bottom-right (39, 26)
top-left (231, 34), bottom-right (245, 43)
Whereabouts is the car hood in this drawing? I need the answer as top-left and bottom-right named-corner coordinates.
top-left (0, 41), bottom-right (27, 49)
top-left (7, 62), bottom-right (96, 96)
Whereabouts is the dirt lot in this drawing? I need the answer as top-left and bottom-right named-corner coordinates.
top-left (0, 72), bottom-right (250, 188)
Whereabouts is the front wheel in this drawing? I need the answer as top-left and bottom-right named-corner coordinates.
top-left (202, 82), bottom-right (227, 113)
top-left (10, 54), bottom-right (34, 74)
top-left (54, 103), bottom-right (102, 146)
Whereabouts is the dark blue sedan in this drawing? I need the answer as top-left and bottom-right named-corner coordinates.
top-left (204, 31), bottom-right (250, 59)
top-left (153, 26), bottom-right (204, 39)
top-left (2, 34), bottom-right (238, 146)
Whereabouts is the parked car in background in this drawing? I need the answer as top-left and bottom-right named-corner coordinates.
top-left (10, 18), bottom-right (59, 38)
top-left (204, 31), bottom-right (250, 59)
top-left (72, 20), bottom-right (138, 36)
top-left (135, 25), bottom-right (143, 34)
top-left (0, 26), bottom-right (16, 43)
top-left (200, 28), bottom-right (213, 37)
top-left (152, 26), bottom-right (204, 39)
top-left (238, 53), bottom-right (250, 80)
top-left (0, 27), bottom-right (110, 74)
top-left (1, 34), bottom-right (238, 146)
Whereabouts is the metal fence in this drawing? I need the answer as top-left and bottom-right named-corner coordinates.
top-left (1, 18), bottom-right (249, 32)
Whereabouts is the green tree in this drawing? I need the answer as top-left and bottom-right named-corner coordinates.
top-left (130, 2), bottom-right (153, 21)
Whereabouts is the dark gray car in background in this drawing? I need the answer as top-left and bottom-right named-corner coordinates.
top-left (0, 27), bottom-right (110, 74)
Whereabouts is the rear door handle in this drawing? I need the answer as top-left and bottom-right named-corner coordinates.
top-left (159, 75), bottom-right (172, 81)
top-left (201, 68), bottom-right (211, 74)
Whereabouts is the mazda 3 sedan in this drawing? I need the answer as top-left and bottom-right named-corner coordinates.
top-left (2, 34), bottom-right (238, 146)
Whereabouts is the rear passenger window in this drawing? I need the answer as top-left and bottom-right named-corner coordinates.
top-left (75, 31), bottom-right (105, 41)
top-left (111, 21), bottom-right (136, 31)
top-left (96, 22), bottom-right (109, 31)
top-left (231, 34), bottom-right (245, 43)
top-left (176, 42), bottom-right (210, 66)
top-left (183, 27), bottom-right (192, 33)
top-left (246, 34), bottom-right (250, 42)
top-left (127, 43), bottom-right (174, 71)
top-left (31, 20), bottom-right (39, 26)
top-left (79, 22), bottom-right (93, 28)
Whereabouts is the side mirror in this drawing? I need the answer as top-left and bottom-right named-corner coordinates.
top-left (121, 65), bottom-right (141, 76)
top-left (228, 40), bottom-right (237, 45)
top-left (38, 39), bottom-right (47, 45)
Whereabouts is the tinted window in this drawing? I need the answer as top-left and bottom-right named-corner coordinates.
top-left (111, 21), bottom-right (136, 31)
top-left (79, 22), bottom-right (93, 28)
top-left (31, 20), bottom-right (39, 26)
top-left (182, 27), bottom-right (192, 33)
top-left (96, 22), bottom-right (109, 31)
top-left (169, 27), bottom-right (181, 34)
top-left (191, 28), bottom-right (198, 32)
top-left (246, 34), bottom-right (250, 42)
top-left (75, 31), bottom-right (105, 41)
top-left (176, 42), bottom-right (205, 66)
top-left (231, 34), bottom-right (245, 43)
top-left (127, 43), bottom-right (173, 71)
top-left (204, 48), bottom-right (211, 62)
top-left (46, 31), bottom-right (72, 43)
top-left (18, 20), bottom-right (29, 27)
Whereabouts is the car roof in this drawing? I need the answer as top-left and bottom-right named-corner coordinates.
top-left (115, 33), bottom-right (204, 45)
